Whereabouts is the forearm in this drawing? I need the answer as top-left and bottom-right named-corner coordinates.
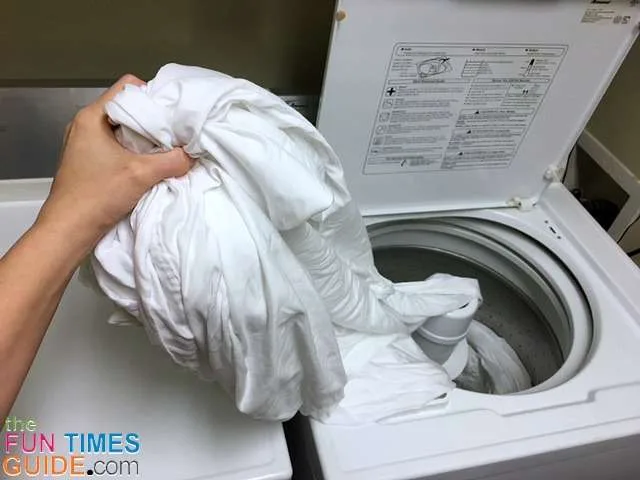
top-left (0, 74), bottom-right (191, 421)
top-left (0, 218), bottom-right (97, 419)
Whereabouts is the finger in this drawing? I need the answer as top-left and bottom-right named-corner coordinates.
top-left (142, 148), bottom-right (195, 184)
top-left (93, 74), bottom-right (145, 111)
top-left (83, 74), bottom-right (146, 132)
top-left (55, 122), bottom-right (73, 170)
top-left (62, 122), bottom-right (72, 148)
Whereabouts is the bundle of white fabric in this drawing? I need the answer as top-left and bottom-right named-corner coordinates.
top-left (89, 63), bottom-right (480, 424)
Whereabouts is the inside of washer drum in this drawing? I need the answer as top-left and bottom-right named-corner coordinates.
top-left (369, 217), bottom-right (593, 395)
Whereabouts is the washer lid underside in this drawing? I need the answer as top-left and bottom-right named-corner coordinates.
top-left (317, 0), bottom-right (639, 216)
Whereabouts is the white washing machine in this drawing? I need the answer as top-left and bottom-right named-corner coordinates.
top-left (291, 1), bottom-right (640, 479)
top-left (0, 181), bottom-right (292, 479)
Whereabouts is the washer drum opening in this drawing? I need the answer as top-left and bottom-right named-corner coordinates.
top-left (368, 218), bottom-right (593, 395)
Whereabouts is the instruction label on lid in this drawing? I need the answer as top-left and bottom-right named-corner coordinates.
top-left (364, 43), bottom-right (567, 175)
top-left (581, 0), bottom-right (639, 24)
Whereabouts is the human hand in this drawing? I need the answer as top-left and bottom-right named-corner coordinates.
top-left (36, 74), bottom-right (193, 253)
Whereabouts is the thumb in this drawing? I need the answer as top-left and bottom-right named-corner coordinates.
top-left (143, 148), bottom-right (194, 183)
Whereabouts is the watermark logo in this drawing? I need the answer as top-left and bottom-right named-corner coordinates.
top-left (2, 416), bottom-right (141, 477)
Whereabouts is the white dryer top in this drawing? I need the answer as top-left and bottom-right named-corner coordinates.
top-left (0, 180), bottom-right (291, 480)
top-left (317, 0), bottom-right (639, 216)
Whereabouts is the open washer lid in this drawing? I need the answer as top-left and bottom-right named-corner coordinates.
top-left (317, 0), bottom-right (639, 216)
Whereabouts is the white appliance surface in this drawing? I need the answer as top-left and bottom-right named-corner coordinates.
top-left (0, 181), bottom-right (292, 480)
top-left (307, 183), bottom-right (640, 479)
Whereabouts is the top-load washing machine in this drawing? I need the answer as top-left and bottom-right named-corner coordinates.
top-left (0, 180), bottom-right (292, 478)
top-left (292, 1), bottom-right (640, 479)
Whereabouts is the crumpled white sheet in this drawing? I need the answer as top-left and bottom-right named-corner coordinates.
top-left (455, 321), bottom-right (532, 395)
top-left (88, 63), bottom-right (481, 423)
